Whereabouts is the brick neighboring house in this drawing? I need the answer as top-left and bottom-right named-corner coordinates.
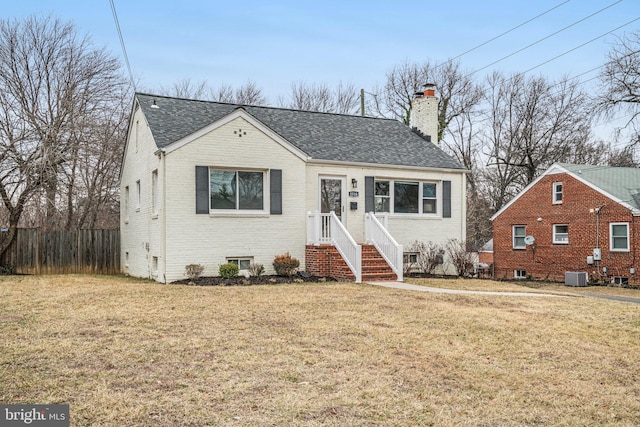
top-left (491, 163), bottom-right (640, 285)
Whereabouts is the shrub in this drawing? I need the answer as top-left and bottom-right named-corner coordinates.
top-left (248, 263), bottom-right (265, 277)
top-left (0, 264), bottom-right (15, 275)
top-left (185, 264), bottom-right (205, 281)
top-left (405, 241), bottom-right (443, 275)
top-left (273, 252), bottom-right (300, 276)
top-left (219, 262), bottom-right (239, 279)
top-left (445, 239), bottom-right (475, 277)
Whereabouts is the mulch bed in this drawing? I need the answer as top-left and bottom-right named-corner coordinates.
top-left (171, 273), bottom-right (336, 286)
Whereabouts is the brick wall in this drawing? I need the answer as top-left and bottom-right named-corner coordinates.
top-left (493, 173), bottom-right (639, 284)
top-left (305, 245), bottom-right (355, 281)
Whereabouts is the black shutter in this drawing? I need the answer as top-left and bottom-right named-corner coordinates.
top-left (443, 180), bottom-right (451, 218)
top-left (195, 166), bottom-right (209, 214)
top-left (364, 176), bottom-right (375, 213)
top-left (270, 169), bottom-right (282, 215)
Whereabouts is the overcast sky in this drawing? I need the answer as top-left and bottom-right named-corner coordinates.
top-left (4, 0), bottom-right (639, 136)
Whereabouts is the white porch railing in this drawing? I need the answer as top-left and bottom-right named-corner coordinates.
top-left (365, 212), bottom-right (403, 282)
top-left (307, 211), bottom-right (362, 283)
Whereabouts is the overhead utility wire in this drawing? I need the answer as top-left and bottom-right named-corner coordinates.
top-left (109, 0), bottom-right (136, 90)
top-left (521, 18), bottom-right (640, 80)
top-left (468, 0), bottom-right (624, 76)
top-left (448, 0), bottom-right (571, 63)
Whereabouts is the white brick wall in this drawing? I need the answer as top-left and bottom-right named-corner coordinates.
top-left (122, 106), bottom-right (466, 282)
top-left (410, 95), bottom-right (439, 143)
top-left (161, 117), bottom-right (307, 282)
top-left (120, 106), bottom-right (164, 280)
top-left (306, 163), bottom-right (466, 274)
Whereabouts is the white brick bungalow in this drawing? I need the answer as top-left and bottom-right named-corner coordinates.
top-left (120, 91), bottom-right (467, 283)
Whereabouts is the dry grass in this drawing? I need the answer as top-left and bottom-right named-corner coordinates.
top-left (1, 275), bottom-right (640, 426)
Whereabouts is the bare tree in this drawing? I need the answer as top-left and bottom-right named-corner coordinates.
top-left (278, 81), bottom-right (359, 114)
top-left (597, 30), bottom-right (640, 151)
top-left (373, 60), bottom-right (483, 141)
top-left (0, 15), bottom-right (129, 254)
top-left (232, 80), bottom-right (267, 105)
top-left (158, 78), bottom-right (267, 105)
top-left (160, 78), bottom-right (208, 99)
top-left (481, 72), bottom-right (594, 211)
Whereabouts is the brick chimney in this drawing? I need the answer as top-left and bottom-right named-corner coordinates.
top-left (410, 83), bottom-right (438, 144)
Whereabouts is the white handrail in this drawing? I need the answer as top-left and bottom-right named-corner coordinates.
top-left (306, 211), bottom-right (362, 283)
top-left (365, 212), bottom-right (403, 282)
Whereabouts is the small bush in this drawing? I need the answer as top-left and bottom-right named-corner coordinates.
top-left (273, 252), bottom-right (300, 276)
top-left (219, 263), bottom-right (239, 279)
top-left (0, 264), bottom-right (15, 275)
top-left (405, 241), bottom-right (443, 275)
top-left (248, 263), bottom-right (265, 277)
top-left (445, 239), bottom-right (475, 277)
top-left (185, 264), bottom-right (205, 281)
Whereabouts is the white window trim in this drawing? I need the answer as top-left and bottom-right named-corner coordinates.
top-left (513, 225), bottom-right (526, 249)
top-left (374, 179), bottom-right (441, 216)
top-left (553, 224), bottom-right (569, 244)
top-left (124, 186), bottom-right (129, 223)
top-left (135, 180), bottom-right (141, 211)
top-left (226, 257), bottom-right (254, 272)
top-left (151, 170), bottom-right (159, 217)
top-left (209, 168), bottom-right (268, 214)
top-left (552, 182), bottom-right (563, 204)
top-left (610, 222), bottom-right (630, 252)
top-left (514, 269), bottom-right (527, 279)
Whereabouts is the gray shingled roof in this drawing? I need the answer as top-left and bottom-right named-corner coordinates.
top-left (559, 163), bottom-right (640, 210)
top-left (135, 93), bottom-right (464, 170)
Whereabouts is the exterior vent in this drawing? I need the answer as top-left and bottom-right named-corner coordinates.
top-left (565, 271), bottom-right (587, 287)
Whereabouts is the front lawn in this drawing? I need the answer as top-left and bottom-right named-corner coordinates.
top-left (1, 275), bottom-right (639, 426)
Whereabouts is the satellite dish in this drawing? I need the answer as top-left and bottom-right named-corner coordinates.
top-left (524, 235), bottom-right (535, 245)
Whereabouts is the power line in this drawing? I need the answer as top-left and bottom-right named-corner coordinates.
top-left (519, 17), bottom-right (640, 77)
top-left (109, 0), bottom-right (136, 91)
top-left (448, 0), bottom-right (572, 63)
top-left (468, 0), bottom-right (625, 76)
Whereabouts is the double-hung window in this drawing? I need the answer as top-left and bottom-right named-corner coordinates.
top-left (124, 186), bottom-right (129, 222)
top-left (610, 222), bottom-right (629, 251)
top-left (210, 169), bottom-right (264, 211)
top-left (151, 170), bottom-right (159, 216)
top-left (422, 183), bottom-right (437, 214)
top-left (374, 179), bottom-right (439, 215)
top-left (135, 180), bottom-right (141, 211)
top-left (553, 224), bottom-right (569, 244)
top-left (553, 182), bottom-right (563, 204)
top-left (513, 225), bottom-right (526, 249)
top-left (374, 181), bottom-right (390, 213)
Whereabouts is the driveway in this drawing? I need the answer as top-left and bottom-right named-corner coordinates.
top-left (367, 281), bottom-right (640, 304)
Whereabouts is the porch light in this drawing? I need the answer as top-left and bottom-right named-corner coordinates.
top-left (351, 178), bottom-right (358, 189)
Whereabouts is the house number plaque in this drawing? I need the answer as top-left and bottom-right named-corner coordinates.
top-left (348, 191), bottom-right (359, 197)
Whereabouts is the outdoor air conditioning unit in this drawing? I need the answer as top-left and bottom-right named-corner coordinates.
top-left (565, 271), bottom-right (587, 287)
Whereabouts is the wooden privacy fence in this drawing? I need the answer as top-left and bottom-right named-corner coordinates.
top-left (0, 228), bottom-right (120, 275)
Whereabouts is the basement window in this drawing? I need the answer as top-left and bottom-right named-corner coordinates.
top-left (514, 269), bottom-right (527, 280)
top-left (611, 276), bottom-right (629, 286)
top-left (227, 257), bottom-right (253, 272)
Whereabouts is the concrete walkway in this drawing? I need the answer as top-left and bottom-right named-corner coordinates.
top-left (366, 281), bottom-right (566, 297)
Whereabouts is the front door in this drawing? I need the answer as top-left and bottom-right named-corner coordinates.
top-left (319, 177), bottom-right (345, 224)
